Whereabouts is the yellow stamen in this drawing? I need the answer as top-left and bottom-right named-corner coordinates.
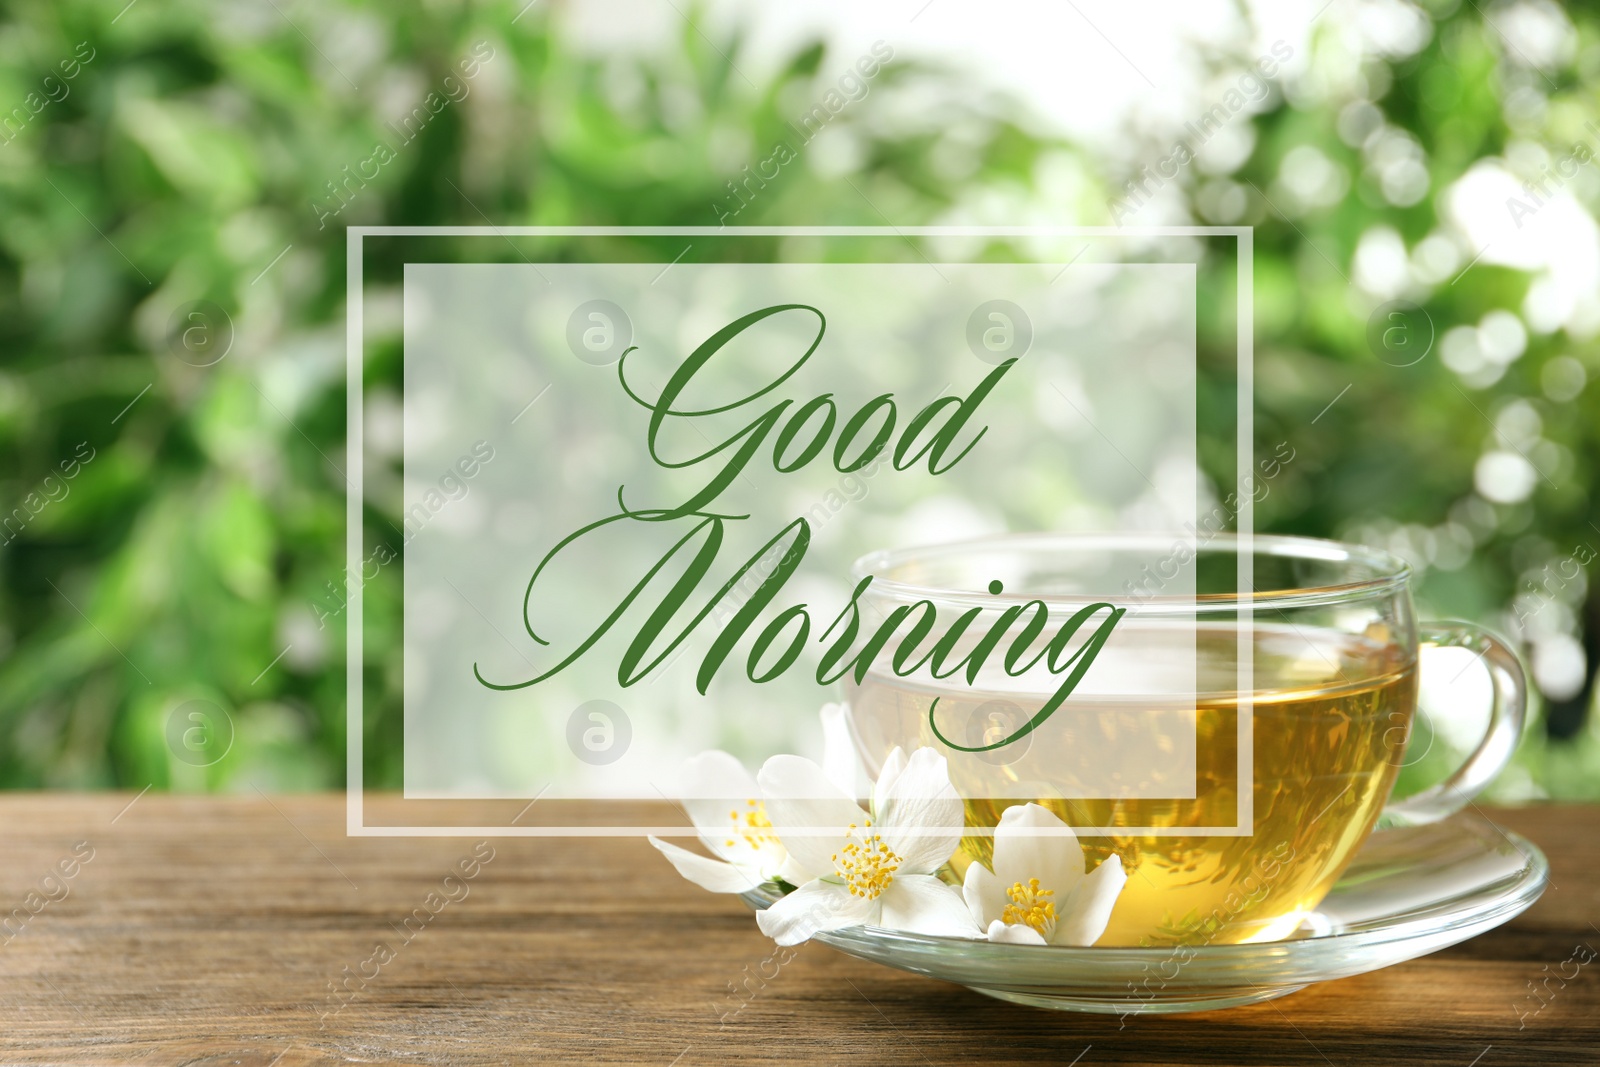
top-left (833, 827), bottom-right (901, 899)
top-left (1001, 877), bottom-right (1056, 936)
top-left (728, 799), bottom-right (778, 851)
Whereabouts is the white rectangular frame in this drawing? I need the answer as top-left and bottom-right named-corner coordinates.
top-left (345, 226), bottom-right (1253, 837)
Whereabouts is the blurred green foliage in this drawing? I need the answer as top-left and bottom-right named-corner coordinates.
top-left (0, 0), bottom-right (1596, 798)
top-left (0, 0), bottom-right (1070, 789)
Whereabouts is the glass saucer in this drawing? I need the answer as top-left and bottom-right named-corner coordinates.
top-left (740, 811), bottom-right (1547, 1014)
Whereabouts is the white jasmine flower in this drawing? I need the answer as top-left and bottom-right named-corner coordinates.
top-left (963, 803), bottom-right (1127, 946)
top-left (754, 746), bottom-right (980, 946)
top-left (648, 704), bottom-right (858, 893)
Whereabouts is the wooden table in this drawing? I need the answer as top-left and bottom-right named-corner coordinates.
top-left (0, 796), bottom-right (1594, 1065)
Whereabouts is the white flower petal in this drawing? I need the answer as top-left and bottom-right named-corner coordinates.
top-left (776, 852), bottom-right (814, 887)
top-left (986, 919), bottom-right (1048, 946)
top-left (702, 821), bottom-right (788, 878)
top-left (962, 858), bottom-right (1002, 928)
top-left (876, 748), bottom-right (963, 875)
top-left (755, 879), bottom-right (876, 946)
top-left (705, 837), bottom-right (762, 870)
top-left (872, 746), bottom-right (907, 814)
top-left (1052, 853), bottom-right (1127, 947)
top-left (758, 754), bottom-right (871, 877)
top-left (679, 750), bottom-right (765, 864)
top-left (880, 874), bottom-right (984, 938)
top-left (648, 836), bottom-right (765, 894)
top-left (820, 702), bottom-right (859, 799)
top-left (991, 803), bottom-right (1086, 902)
top-left (679, 750), bottom-right (760, 820)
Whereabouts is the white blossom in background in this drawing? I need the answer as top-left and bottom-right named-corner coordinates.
top-left (648, 704), bottom-right (858, 894)
top-left (962, 803), bottom-right (1126, 947)
top-left (754, 747), bottom-right (979, 946)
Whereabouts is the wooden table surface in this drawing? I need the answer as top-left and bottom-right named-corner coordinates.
top-left (0, 795), bottom-right (1594, 1066)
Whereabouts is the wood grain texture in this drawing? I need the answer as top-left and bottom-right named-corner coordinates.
top-left (0, 795), bottom-right (1593, 1066)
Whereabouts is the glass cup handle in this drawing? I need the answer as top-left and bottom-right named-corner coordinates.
top-left (1379, 621), bottom-right (1528, 829)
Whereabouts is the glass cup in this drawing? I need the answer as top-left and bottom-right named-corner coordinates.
top-left (843, 533), bottom-right (1526, 946)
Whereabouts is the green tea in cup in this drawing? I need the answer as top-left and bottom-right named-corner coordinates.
top-left (844, 534), bottom-right (1525, 946)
